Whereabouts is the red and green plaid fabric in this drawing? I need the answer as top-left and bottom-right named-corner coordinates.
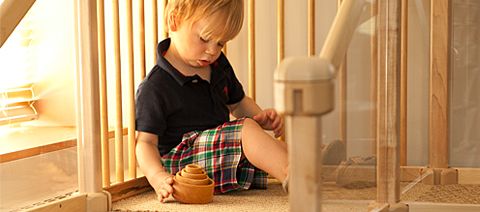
top-left (161, 118), bottom-right (267, 194)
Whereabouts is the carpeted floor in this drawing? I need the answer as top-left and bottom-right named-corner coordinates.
top-left (112, 179), bottom-right (369, 212)
top-left (112, 179), bottom-right (289, 212)
top-left (112, 179), bottom-right (480, 211)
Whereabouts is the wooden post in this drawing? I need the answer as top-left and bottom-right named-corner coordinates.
top-left (276, 58), bottom-right (334, 212)
top-left (247, 0), bottom-right (256, 100)
top-left (423, 0), bottom-right (457, 186)
top-left (96, 0), bottom-right (110, 187)
top-left (75, 0), bottom-right (110, 210)
top-left (373, 1), bottom-right (407, 210)
top-left (126, 0), bottom-right (136, 180)
top-left (76, 0), bottom-right (102, 194)
top-left (400, 0), bottom-right (408, 166)
top-left (429, 0), bottom-right (451, 170)
top-left (112, 0), bottom-right (124, 183)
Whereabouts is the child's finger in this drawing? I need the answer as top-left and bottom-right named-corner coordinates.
top-left (164, 183), bottom-right (174, 194)
top-left (253, 113), bottom-right (267, 125)
top-left (271, 116), bottom-right (281, 129)
top-left (274, 120), bottom-right (284, 137)
top-left (159, 187), bottom-right (171, 201)
top-left (266, 109), bottom-right (276, 120)
top-left (165, 176), bottom-right (174, 185)
top-left (157, 195), bottom-right (164, 202)
top-left (156, 190), bottom-right (167, 203)
top-left (274, 129), bottom-right (281, 138)
top-left (274, 127), bottom-right (284, 138)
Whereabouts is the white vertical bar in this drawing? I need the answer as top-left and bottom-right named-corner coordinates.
top-left (75, 0), bottom-right (102, 194)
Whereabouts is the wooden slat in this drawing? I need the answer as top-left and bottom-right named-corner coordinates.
top-left (138, 0), bottom-right (146, 80)
top-left (307, 0), bottom-right (315, 56)
top-left (151, 0), bottom-right (158, 63)
top-left (97, 0), bottom-right (110, 188)
top-left (162, 0), bottom-right (168, 39)
top-left (457, 168), bottom-right (480, 184)
top-left (370, 0), bottom-right (378, 155)
top-left (337, 0), bottom-right (347, 145)
top-left (400, 166), bottom-right (423, 182)
top-left (400, 0), bottom-right (409, 166)
top-left (126, 0), bottom-right (136, 180)
top-left (276, 0), bottom-right (285, 142)
top-left (112, 0), bottom-right (124, 183)
top-left (376, 0), bottom-right (402, 204)
top-left (1, 129), bottom-right (128, 164)
top-left (277, 0), bottom-right (284, 63)
top-left (429, 0), bottom-right (451, 169)
top-left (106, 176), bottom-right (153, 202)
top-left (0, 0), bottom-right (36, 47)
top-left (408, 202), bottom-right (480, 212)
top-left (0, 140), bottom-right (76, 163)
top-left (247, 0), bottom-right (256, 100)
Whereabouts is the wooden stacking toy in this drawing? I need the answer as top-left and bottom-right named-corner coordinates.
top-left (172, 164), bottom-right (215, 204)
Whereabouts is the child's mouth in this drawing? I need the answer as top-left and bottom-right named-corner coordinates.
top-left (198, 60), bottom-right (210, 67)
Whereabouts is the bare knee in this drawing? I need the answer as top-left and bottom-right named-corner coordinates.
top-left (241, 118), bottom-right (261, 145)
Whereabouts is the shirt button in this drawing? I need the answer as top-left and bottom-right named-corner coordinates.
top-left (192, 79), bottom-right (198, 83)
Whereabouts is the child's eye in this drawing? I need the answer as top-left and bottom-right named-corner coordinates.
top-left (200, 37), bottom-right (209, 43)
top-left (217, 42), bottom-right (225, 47)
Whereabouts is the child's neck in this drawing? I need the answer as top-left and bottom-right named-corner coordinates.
top-left (164, 45), bottom-right (211, 82)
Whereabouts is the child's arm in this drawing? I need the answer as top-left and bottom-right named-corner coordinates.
top-left (228, 96), bottom-right (284, 137)
top-left (136, 131), bottom-right (174, 202)
top-left (229, 96), bottom-right (262, 118)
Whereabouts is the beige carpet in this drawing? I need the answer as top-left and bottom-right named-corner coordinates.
top-left (112, 179), bottom-right (369, 212)
top-left (112, 179), bottom-right (289, 212)
top-left (112, 179), bottom-right (480, 211)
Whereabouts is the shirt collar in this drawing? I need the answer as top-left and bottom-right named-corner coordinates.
top-left (156, 38), bottom-right (228, 86)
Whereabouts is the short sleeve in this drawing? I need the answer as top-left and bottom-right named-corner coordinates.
top-left (225, 65), bottom-right (245, 105)
top-left (135, 81), bottom-right (166, 136)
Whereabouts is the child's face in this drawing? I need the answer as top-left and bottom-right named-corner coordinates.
top-left (172, 16), bottom-right (226, 68)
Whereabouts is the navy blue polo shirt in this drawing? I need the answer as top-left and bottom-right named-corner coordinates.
top-left (135, 38), bottom-right (245, 155)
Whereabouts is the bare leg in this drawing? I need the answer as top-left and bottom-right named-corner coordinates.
top-left (241, 118), bottom-right (288, 182)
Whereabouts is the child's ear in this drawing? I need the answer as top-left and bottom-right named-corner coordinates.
top-left (168, 13), bottom-right (179, 31)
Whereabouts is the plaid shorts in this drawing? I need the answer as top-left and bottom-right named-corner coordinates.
top-left (161, 118), bottom-right (267, 194)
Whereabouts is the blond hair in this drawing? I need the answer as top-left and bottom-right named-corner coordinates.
top-left (165, 0), bottom-right (244, 42)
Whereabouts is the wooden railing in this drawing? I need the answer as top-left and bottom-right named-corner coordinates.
top-left (94, 0), bottom-right (466, 208)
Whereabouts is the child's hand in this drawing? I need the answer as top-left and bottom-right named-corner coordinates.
top-left (252, 109), bottom-right (284, 138)
top-left (151, 172), bottom-right (174, 203)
